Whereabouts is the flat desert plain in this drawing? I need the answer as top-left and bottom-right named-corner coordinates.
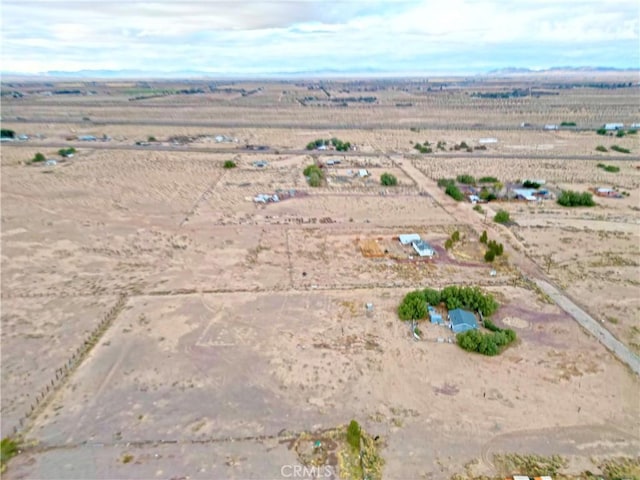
top-left (1, 76), bottom-right (639, 480)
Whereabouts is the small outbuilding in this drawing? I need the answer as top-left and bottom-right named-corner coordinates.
top-left (448, 308), bottom-right (478, 333)
top-left (412, 240), bottom-right (435, 257)
top-left (398, 233), bottom-right (421, 245)
top-left (603, 123), bottom-right (624, 131)
top-left (428, 306), bottom-right (443, 324)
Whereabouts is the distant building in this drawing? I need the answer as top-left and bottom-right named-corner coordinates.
top-left (358, 169), bottom-right (369, 177)
top-left (513, 188), bottom-right (539, 201)
top-left (448, 309), bottom-right (478, 333)
top-left (544, 124), bottom-right (559, 130)
top-left (603, 123), bottom-right (624, 131)
top-left (595, 187), bottom-right (622, 198)
top-left (78, 135), bottom-right (97, 141)
top-left (398, 233), bottom-right (421, 245)
top-left (478, 138), bottom-right (498, 144)
top-left (412, 240), bottom-right (435, 257)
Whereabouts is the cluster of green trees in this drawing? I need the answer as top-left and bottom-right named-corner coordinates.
top-left (494, 210), bottom-right (511, 224)
top-left (306, 138), bottom-right (351, 151)
top-left (595, 145), bottom-right (608, 152)
top-left (58, 147), bottom-right (76, 157)
top-left (444, 230), bottom-right (460, 250)
top-left (597, 163), bottom-right (619, 173)
top-left (397, 286), bottom-right (499, 321)
top-left (303, 164), bottom-right (324, 187)
top-left (223, 160), bottom-right (237, 169)
top-left (437, 179), bottom-right (464, 201)
top-left (597, 128), bottom-right (636, 137)
top-left (457, 320), bottom-right (516, 356)
top-left (380, 172), bottom-right (398, 186)
top-left (557, 190), bottom-right (595, 207)
top-left (452, 141), bottom-right (472, 152)
top-left (1, 129), bottom-right (15, 139)
top-left (480, 231), bottom-right (504, 262)
top-left (560, 121), bottom-right (577, 127)
top-left (456, 174), bottom-right (475, 185)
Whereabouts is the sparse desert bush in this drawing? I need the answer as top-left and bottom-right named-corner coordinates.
top-left (223, 160), bottom-right (237, 169)
top-left (557, 190), bottom-right (595, 207)
top-left (596, 128), bottom-right (607, 135)
top-left (494, 210), bottom-right (511, 224)
top-left (522, 180), bottom-right (540, 189)
top-left (479, 231), bottom-right (488, 244)
top-left (611, 145), bottom-right (631, 154)
top-left (457, 321), bottom-right (517, 356)
top-left (627, 129), bottom-right (638, 135)
top-left (597, 163), bottom-right (619, 173)
top-left (1, 129), bottom-right (15, 139)
top-left (380, 173), bottom-right (398, 186)
top-left (560, 121), bottom-right (577, 126)
top-left (122, 454), bottom-right (134, 464)
top-left (437, 178), bottom-right (455, 188)
top-left (444, 238), bottom-right (453, 250)
top-left (473, 204), bottom-right (484, 213)
top-left (595, 145), bottom-right (608, 152)
top-left (616, 130), bottom-right (626, 138)
top-left (413, 142), bottom-right (432, 153)
top-left (451, 230), bottom-right (460, 242)
top-left (493, 453), bottom-right (567, 477)
top-left (484, 250), bottom-right (496, 262)
top-left (147, 135), bottom-right (157, 142)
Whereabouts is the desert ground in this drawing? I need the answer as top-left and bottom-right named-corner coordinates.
top-left (1, 75), bottom-right (639, 479)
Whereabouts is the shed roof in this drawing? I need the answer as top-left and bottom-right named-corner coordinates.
top-left (399, 233), bottom-right (421, 244)
top-left (449, 309), bottom-right (478, 329)
top-left (513, 188), bottom-right (538, 201)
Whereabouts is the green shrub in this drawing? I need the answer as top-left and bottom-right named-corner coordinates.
top-left (308, 171), bottom-right (322, 187)
top-left (451, 230), bottom-right (460, 242)
top-left (595, 145), bottom-right (608, 152)
top-left (1, 437), bottom-right (19, 470)
top-left (31, 152), bottom-right (46, 163)
top-left (437, 178), bottom-right (455, 188)
top-left (522, 180), bottom-right (540, 189)
top-left (557, 190), bottom-right (595, 207)
top-left (148, 135), bottom-right (157, 142)
top-left (444, 238), bottom-right (453, 250)
top-left (484, 250), bottom-right (495, 262)
top-left (616, 130), bottom-right (626, 138)
top-left (479, 231), bottom-right (488, 244)
top-left (596, 128), bottom-right (607, 135)
top-left (598, 164), bottom-right (620, 173)
top-left (380, 173), bottom-right (398, 186)
top-left (346, 420), bottom-right (361, 451)
top-left (494, 210), bottom-right (510, 224)
top-left (303, 164), bottom-right (324, 187)
top-left (560, 121), bottom-right (576, 127)
top-left (479, 176), bottom-right (499, 183)
top-left (627, 129), bottom-right (638, 135)
top-left (0, 129), bottom-right (15, 139)
top-left (58, 147), bottom-right (76, 157)
top-left (473, 205), bottom-right (484, 213)
top-left (456, 174), bottom-right (476, 185)
top-left (611, 145), bottom-right (631, 154)
top-left (223, 160), bottom-right (237, 169)
top-left (445, 184), bottom-right (464, 201)
top-left (456, 320), bottom-right (516, 356)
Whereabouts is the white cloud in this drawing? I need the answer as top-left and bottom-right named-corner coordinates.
top-left (1, 0), bottom-right (638, 74)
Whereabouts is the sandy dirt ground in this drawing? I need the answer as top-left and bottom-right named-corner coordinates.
top-left (1, 78), bottom-right (639, 480)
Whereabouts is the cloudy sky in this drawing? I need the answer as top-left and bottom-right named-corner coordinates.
top-left (2, 0), bottom-right (638, 76)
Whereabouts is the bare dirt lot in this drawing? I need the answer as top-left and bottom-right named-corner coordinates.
top-left (1, 76), bottom-right (639, 479)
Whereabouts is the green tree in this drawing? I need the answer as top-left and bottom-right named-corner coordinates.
top-left (494, 210), bottom-right (511, 224)
top-left (1, 129), bottom-right (15, 139)
top-left (484, 250), bottom-right (496, 262)
top-left (557, 190), bottom-right (595, 207)
top-left (380, 173), bottom-right (398, 186)
top-left (451, 230), bottom-right (460, 242)
top-left (422, 288), bottom-right (441, 306)
top-left (346, 420), bottom-right (361, 451)
top-left (223, 160), bottom-right (237, 169)
top-left (444, 238), bottom-right (453, 250)
top-left (32, 152), bottom-right (46, 163)
top-left (398, 291), bottom-right (427, 320)
top-left (445, 184), bottom-right (464, 201)
top-left (480, 230), bottom-right (488, 244)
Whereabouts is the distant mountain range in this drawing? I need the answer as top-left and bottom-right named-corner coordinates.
top-left (2, 66), bottom-right (638, 80)
top-left (486, 66), bottom-right (639, 75)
